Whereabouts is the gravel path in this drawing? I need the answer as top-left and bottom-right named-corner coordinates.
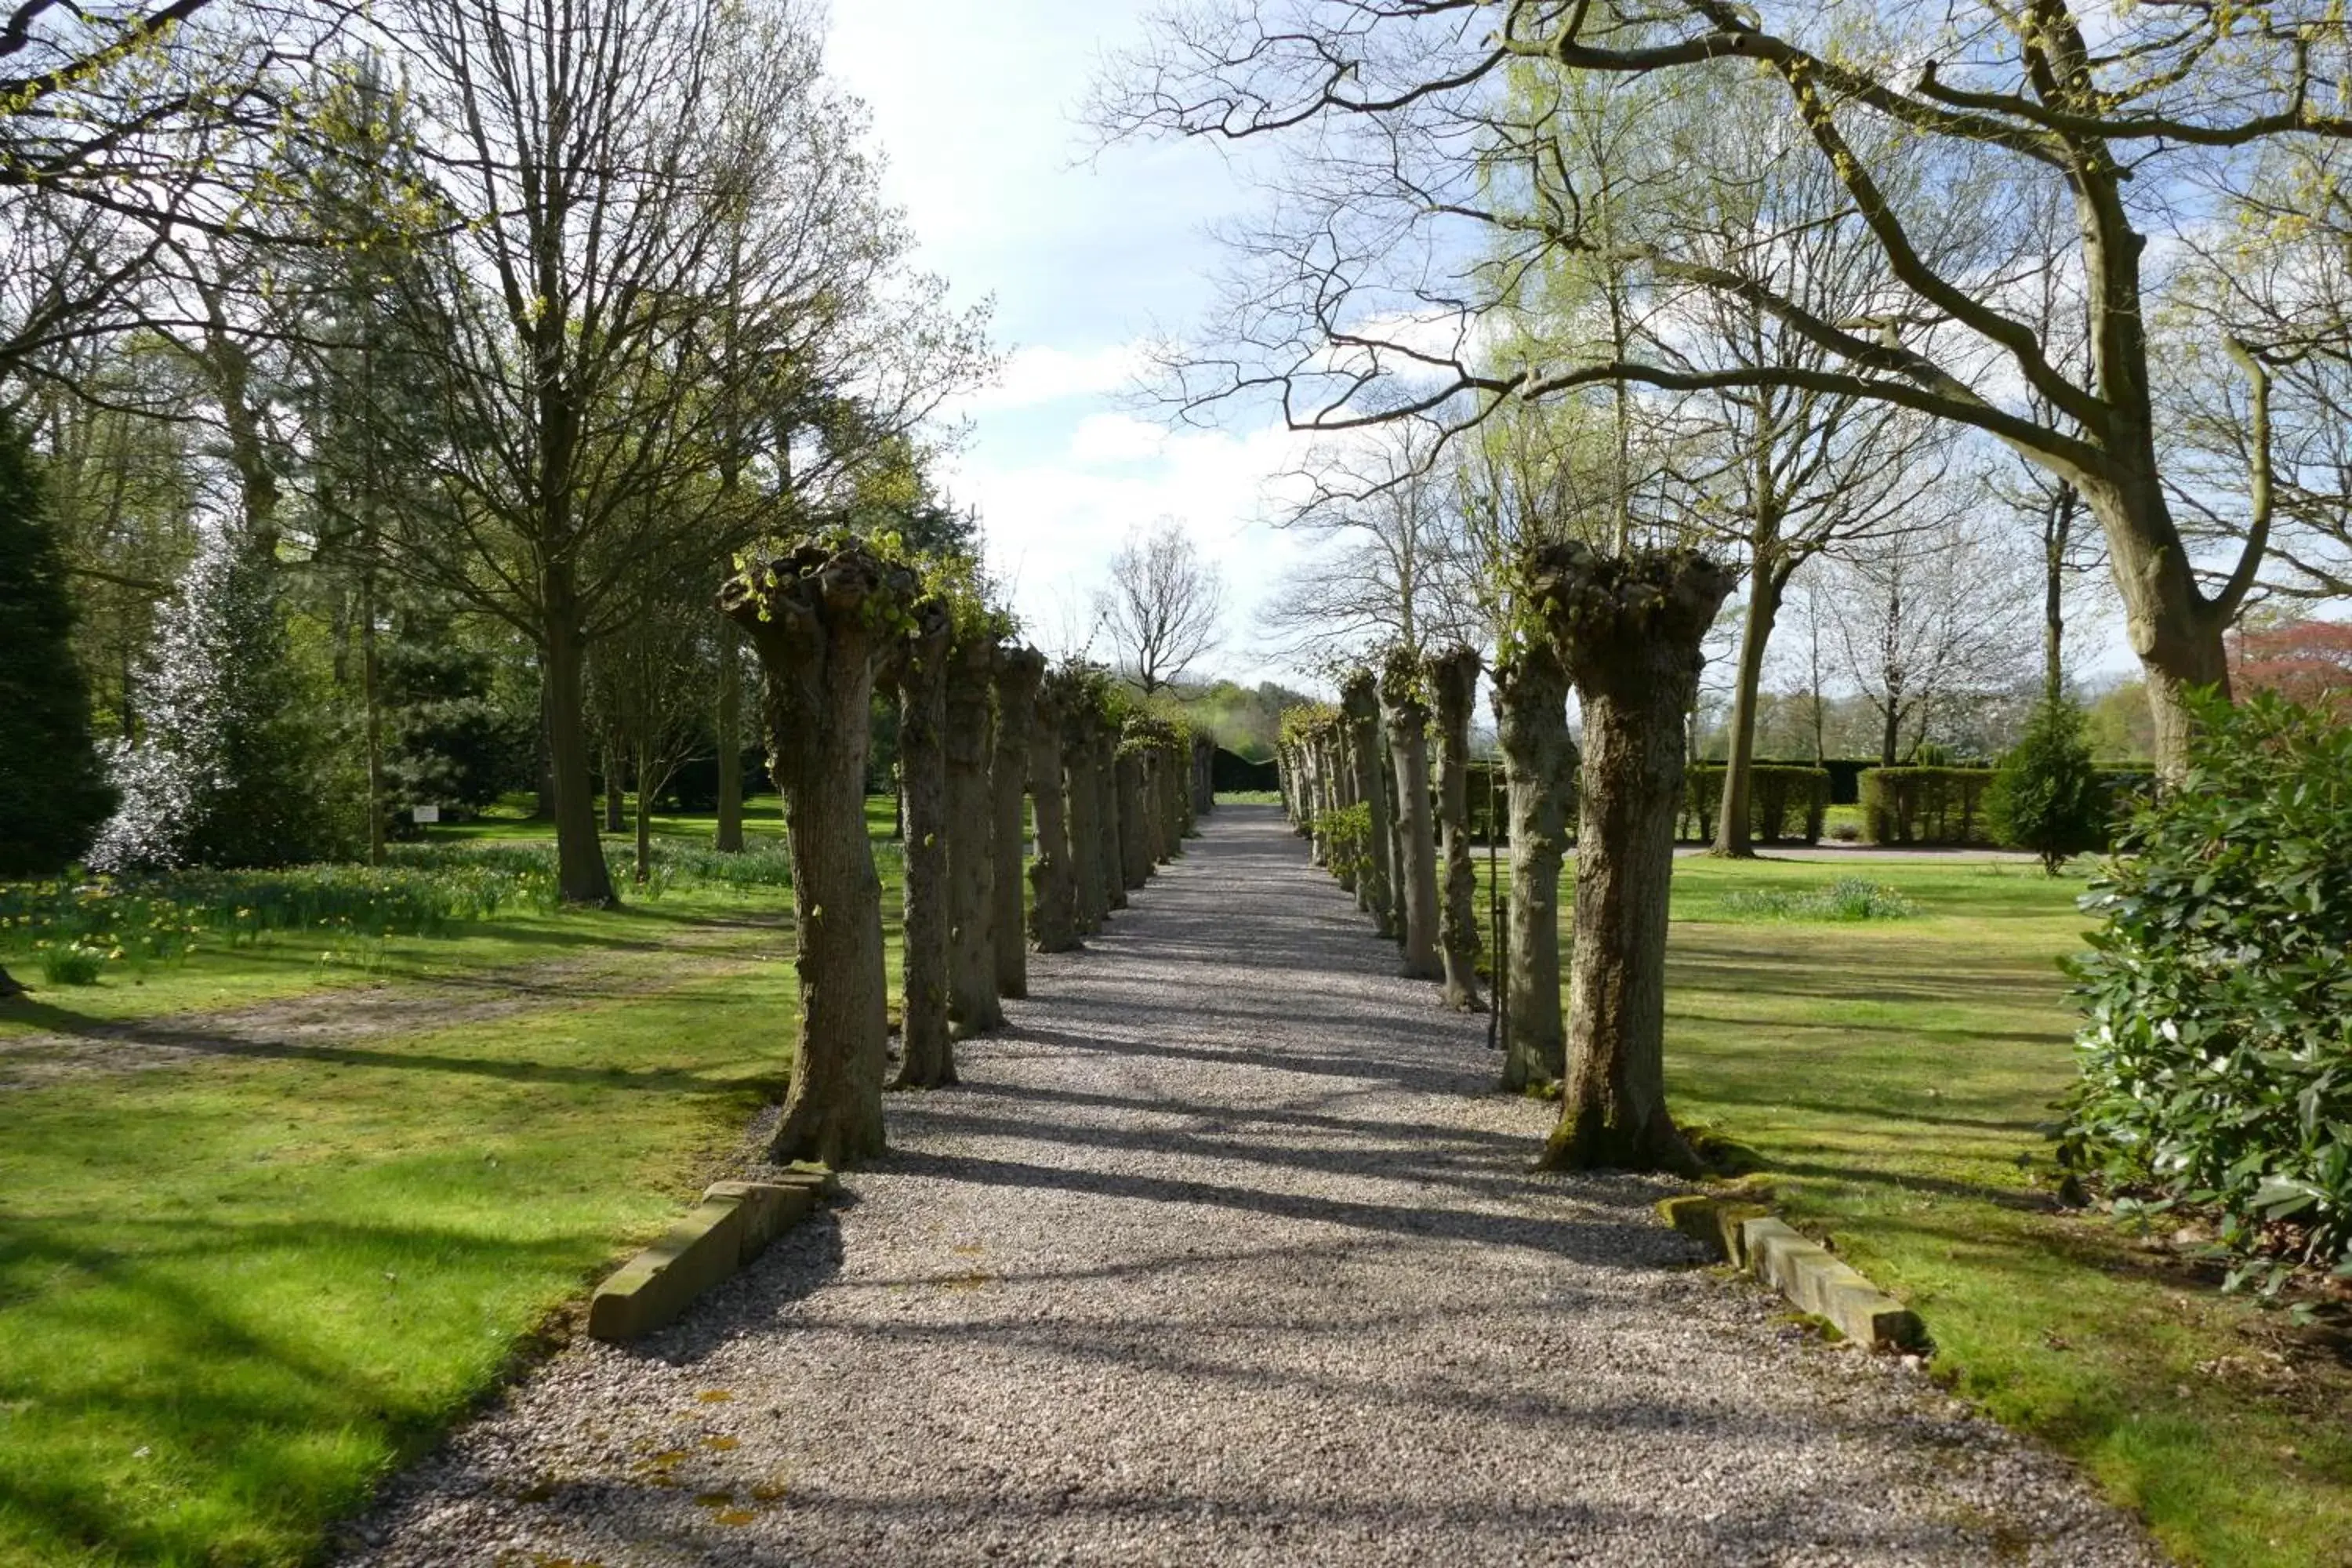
top-left (340, 805), bottom-right (2160, 1567)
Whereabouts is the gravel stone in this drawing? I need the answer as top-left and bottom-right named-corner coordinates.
top-left (338, 805), bottom-right (2163, 1567)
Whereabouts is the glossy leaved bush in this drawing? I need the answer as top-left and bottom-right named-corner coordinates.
top-left (2061, 693), bottom-right (2352, 1290)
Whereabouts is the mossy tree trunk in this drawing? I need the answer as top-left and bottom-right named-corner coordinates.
top-left (1065, 717), bottom-right (1106, 935)
top-left (1427, 646), bottom-right (1486, 1012)
top-left (1378, 663), bottom-right (1443, 982)
top-left (1493, 639), bottom-right (1574, 1091)
top-left (1096, 730), bottom-right (1127, 913)
top-left (720, 539), bottom-right (916, 1167)
top-left (992, 648), bottom-right (1044, 995)
top-left (892, 599), bottom-right (953, 1088)
top-left (1530, 543), bottom-right (1737, 1174)
top-left (944, 637), bottom-right (1003, 1039)
top-left (1027, 678), bottom-right (1080, 953)
top-left (1382, 743), bottom-right (1408, 947)
top-left (1339, 671), bottom-right (1394, 938)
top-left (1117, 750), bottom-right (1152, 889)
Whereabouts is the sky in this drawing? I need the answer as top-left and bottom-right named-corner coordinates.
top-left (821, 2), bottom-right (2139, 695)
top-left (825, 0), bottom-right (1317, 686)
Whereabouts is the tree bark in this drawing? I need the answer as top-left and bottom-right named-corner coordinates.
top-left (715, 621), bottom-right (746, 852)
top-left (1713, 564), bottom-right (1785, 858)
top-left (1029, 675), bottom-right (1080, 953)
top-left (603, 746), bottom-right (626, 833)
top-left (1338, 672), bottom-right (1395, 938)
top-left (1378, 655), bottom-right (1443, 981)
top-left (1528, 544), bottom-right (1736, 1174)
top-left (1096, 729), bottom-right (1127, 913)
top-left (1494, 640), bottom-right (1574, 1091)
top-left (1065, 716), bottom-right (1105, 935)
top-left (944, 637), bottom-right (1003, 1038)
top-left (892, 601), bottom-right (953, 1089)
top-left (543, 586), bottom-right (616, 906)
top-left (1116, 749), bottom-right (1153, 890)
top-left (1426, 646), bottom-right (1486, 1011)
top-left (991, 649), bottom-right (1044, 996)
top-left (633, 733), bottom-right (654, 885)
top-left (720, 540), bottom-right (914, 1167)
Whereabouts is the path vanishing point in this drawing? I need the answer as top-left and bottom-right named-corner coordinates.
top-left (343, 805), bottom-right (2159, 1567)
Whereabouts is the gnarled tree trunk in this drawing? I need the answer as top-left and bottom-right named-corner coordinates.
top-left (1028, 674), bottom-right (1080, 953)
top-left (1117, 749), bottom-right (1152, 890)
top-left (1426, 646), bottom-right (1486, 1012)
top-left (892, 599), bottom-right (953, 1088)
top-left (720, 539), bottom-right (916, 1167)
top-left (1339, 671), bottom-right (1394, 938)
top-left (1493, 639), bottom-right (1574, 1091)
top-left (944, 637), bottom-right (1003, 1039)
top-left (993, 648), bottom-right (1045, 996)
top-left (1065, 713), bottom-right (1106, 936)
top-left (1378, 654), bottom-right (1443, 981)
top-left (1095, 729), bottom-right (1127, 913)
top-left (1530, 544), bottom-right (1736, 1174)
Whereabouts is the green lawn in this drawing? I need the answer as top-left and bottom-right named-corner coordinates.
top-left (0, 808), bottom-right (910, 1567)
top-left (1468, 854), bottom-right (2352, 1568)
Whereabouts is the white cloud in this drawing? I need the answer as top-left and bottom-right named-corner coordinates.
top-left (966, 343), bottom-right (1152, 415)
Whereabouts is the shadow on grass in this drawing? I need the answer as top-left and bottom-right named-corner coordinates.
top-left (0, 1215), bottom-right (618, 1566)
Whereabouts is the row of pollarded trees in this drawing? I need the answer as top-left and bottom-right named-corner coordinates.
top-left (1281, 543), bottom-right (1734, 1174)
top-left (718, 532), bottom-right (1213, 1168)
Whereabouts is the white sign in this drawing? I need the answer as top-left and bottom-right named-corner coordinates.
top-left (411, 804), bottom-right (441, 824)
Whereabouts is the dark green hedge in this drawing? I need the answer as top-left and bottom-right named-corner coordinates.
top-left (1679, 764), bottom-right (1831, 844)
top-left (1860, 767), bottom-right (1995, 845)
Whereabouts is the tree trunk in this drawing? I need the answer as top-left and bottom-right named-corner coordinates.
top-left (1339, 673), bottom-right (1394, 938)
top-left (1029, 682), bottom-right (1080, 953)
top-left (992, 650), bottom-right (1044, 996)
top-left (533, 661), bottom-right (557, 820)
top-left (1494, 640), bottom-right (1574, 1092)
top-left (603, 749), bottom-right (626, 833)
top-left (541, 590), bottom-right (615, 906)
top-left (1065, 723), bottom-right (1105, 935)
top-left (720, 542), bottom-right (914, 1168)
top-left (1378, 662), bottom-right (1443, 982)
top-left (894, 607), bottom-right (953, 1089)
top-left (1117, 750), bottom-right (1152, 890)
top-left (633, 734), bottom-right (653, 885)
top-left (1527, 543), bottom-right (1735, 1174)
top-left (1096, 731), bottom-right (1127, 913)
top-left (1426, 647), bottom-right (1486, 1012)
top-left (1382, 742), bottom-right (1407, 947)
top-left (1713, 566), bottom-right (1784, 858)
top-left (944, 639), bottom-right (1003, 1038)
top-left (715, 621), bottom-right (746, 852)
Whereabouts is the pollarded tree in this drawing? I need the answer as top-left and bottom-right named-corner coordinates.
top-left (891, 592), bottom-right (953, 1089)
top-left (992, 646), bottom-right (1047, 995)
top-left (1338, 670), bottom-right (1395, 938)
top-left (1059, 666), bottom-right (1109, 936)
top-left (719, 533), bottom-right (919, 1167)
top-left (0, 415), bottom-right (114, 874)
top-left (1029, 662), bottom-right (1084, 951)
top-left (1376, 648), bottom-right (1443, 982)
top-left (1098, 2), bottom-right (2348, 778)
top-left (1527, 542), bottom-right (1737, 1173)
top-left (1424, 644), bottom-right (1486, 1012)
top-left (1490, 633), bottom-right (1575, 1091)
top-left (943, 627), bottom-right (1004, 1039)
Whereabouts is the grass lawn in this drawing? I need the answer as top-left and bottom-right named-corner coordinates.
top-left (1468, 853), bottom-right (2352, 1568)
top-left (0, 807), bottom-right (909, 1567)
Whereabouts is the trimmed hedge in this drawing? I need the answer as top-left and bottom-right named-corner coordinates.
top-left (1860, 767), bottom-right (1994, 845)
top-left (1679, 764), bottom-right (1831, 844)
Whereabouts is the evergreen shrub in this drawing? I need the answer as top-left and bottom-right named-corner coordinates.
top-left (1987, 697), bottom-right (2108, 872)
top-left (2062, 693), bottom-right (2352, 1291)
